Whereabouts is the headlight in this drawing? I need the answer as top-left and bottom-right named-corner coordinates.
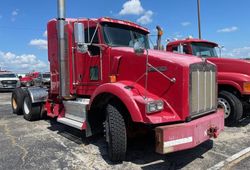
top-left (243, 82), bottom-right (250, 93)
top-left (146, 100), bottom-right (164, 114)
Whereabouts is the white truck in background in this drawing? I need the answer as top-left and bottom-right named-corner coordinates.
top-left (0, 71), bottom-right (20, 91)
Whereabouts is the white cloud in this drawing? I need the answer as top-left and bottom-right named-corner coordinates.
top-left (29, 39), bottom-right (47, 50)
top-left (119, 0), bottom-right (144, 15)
top-left (43, 30), bottom-right (47, 38)
top-left (11, 9), bottom-right (19, 22)
top-left (223, 46), bottom-right (250, 58)
top-left (137, 10), bottom-right (153, 25)
top-left (181, 22), bottom-right (191, 27)
top-left (12, 10), bottom-right (18, 16)
top-left (217, 26), bottom-right (238, 33)
top-left (0, 51), bottom-right (48, 72)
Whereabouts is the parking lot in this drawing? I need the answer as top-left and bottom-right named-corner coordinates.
top-left (0, 92), bottom-right (250, 170)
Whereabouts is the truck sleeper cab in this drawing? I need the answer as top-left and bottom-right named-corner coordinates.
top-left (167, 38), bottom-right (250, 125)
top-left (11, 17), bottom-right (224, 162)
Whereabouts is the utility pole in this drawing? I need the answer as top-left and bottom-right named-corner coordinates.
top-left (197, 0), bottom-right (202, 39)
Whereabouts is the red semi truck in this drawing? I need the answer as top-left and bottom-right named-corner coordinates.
top-left (11, 0), bottom-right (224, 161)
top-left (166, 38), bottom-right (250, 125)
top-left (19, 72), bottom-right (40, 87)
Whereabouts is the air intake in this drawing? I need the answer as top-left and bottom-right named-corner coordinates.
top-left (189, 62), bottom-right (217, 118)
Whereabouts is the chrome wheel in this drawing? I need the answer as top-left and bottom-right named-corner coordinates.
top-left (218, 97), bottom-right (231, 119)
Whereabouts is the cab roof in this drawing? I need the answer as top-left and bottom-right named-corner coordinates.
top-left (50, 17), bottom-right (149, 33)
top-left (168, 38), bottom-right (218, 47)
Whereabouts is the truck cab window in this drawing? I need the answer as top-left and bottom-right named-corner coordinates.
top-left (85, 27), bottom-right (100, 56)
top-left (102, 22), bottom-right (149, 49)
top-left (172, 46), bottom-right (178, 53)
top-left (172, 45), bottom-right (188, 54)
top-left (191, 43), bottom-right (218, 57)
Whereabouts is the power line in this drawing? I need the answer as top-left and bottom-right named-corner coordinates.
top-left (0, 26), bottom-right (44, 31)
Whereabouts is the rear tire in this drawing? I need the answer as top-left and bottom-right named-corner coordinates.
top-left (11, 88), bottom-right (26, 115)
top-left (105, 102), bottom-right (127, 162)
top-left (218, 91), bottom-right (243, 125)
top-left (23, 93), bottom-right (41, 121)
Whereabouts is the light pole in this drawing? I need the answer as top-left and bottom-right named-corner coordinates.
top-left (197, 0), bottom-right (202, 39)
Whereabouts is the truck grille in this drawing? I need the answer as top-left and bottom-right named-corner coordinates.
top-left (1, 80), bottom-right (17, 85)
top-left (189, 62), bottom-right (217, 118)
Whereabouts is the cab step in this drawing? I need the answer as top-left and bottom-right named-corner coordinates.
top-left (57, 117), bottom-right (83, 130)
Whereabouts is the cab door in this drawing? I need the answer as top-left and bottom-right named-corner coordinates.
top-left (74, 25), bottom-right (102, 95)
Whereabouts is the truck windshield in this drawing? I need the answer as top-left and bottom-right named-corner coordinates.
top-left (102, 23), bottom-right (149, 49)
top-left (42, 74), bottom-right (50, 78)
top-left (191, 43), bottom-right (218, 57)
top-left (0, 74), bottom-right (16, 78)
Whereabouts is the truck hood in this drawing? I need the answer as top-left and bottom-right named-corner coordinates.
top-left (113, 47), bottom-right (204, 67)
top-left (207, 57), bottom-right (250, 75)
top-left (20, 77), bottom-right (33, 82)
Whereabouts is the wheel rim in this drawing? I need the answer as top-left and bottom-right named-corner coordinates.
top-left (218, 97), bottom-right (231, 118)
top-left (12, 98), bottom-right (17, 110)
top-left (23, 98), bottom-right (30, 114)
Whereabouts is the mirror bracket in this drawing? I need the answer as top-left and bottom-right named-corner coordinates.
top-left (77, 43), bottom-right (88, 53)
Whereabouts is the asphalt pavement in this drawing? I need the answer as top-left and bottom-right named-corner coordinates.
top-left (0, 92), bottom-right (250, 170)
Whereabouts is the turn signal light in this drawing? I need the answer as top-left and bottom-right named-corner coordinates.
top-left (109, 75), bottom-right (117, 83)
top-left (243, 82), bottom-right (250, 93)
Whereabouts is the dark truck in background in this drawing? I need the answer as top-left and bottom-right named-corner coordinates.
top-left (33, 72), bottom-right (51, 87)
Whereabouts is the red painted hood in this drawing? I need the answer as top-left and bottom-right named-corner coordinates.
top-left (20, 76), bottom-right (33, 82)
top-left (207, 58), bottom-right (250, 75)
top-left (113, 47), bottom-right (206, 67)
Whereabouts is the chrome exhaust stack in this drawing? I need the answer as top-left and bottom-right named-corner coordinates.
top-left (156, 25), bottom-right (163, 50)
top-left (57, 0), bottom-right (70, 98)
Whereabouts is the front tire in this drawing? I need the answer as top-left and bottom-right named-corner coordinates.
top-left (105, 102), bottom-right (127, 162)
top-left (218, 91), bottom-right (243, 125)
top-left (23, 93), bottom-right (41, 121)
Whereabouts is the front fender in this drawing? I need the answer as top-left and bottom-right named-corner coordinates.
top-left (218, 72), bottom-right (250, 94)
top-left (89, 81), bottom-right (144, 122)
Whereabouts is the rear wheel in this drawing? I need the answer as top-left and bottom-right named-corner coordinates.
top-left (105, 102), bottom-right (127, 162)
top-left (23, 93), bottom-right (41, 121)
top-left (218, 91), bottom-right (243, 125)
top-left (11, 88), bottom-right (26, 115)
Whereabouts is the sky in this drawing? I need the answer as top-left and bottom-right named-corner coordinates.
top-left (0, 0), bottom-right (250, 72)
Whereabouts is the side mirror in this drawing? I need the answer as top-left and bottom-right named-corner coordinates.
top-left (74, 22), bottom-right (88, 53)
top-left (133, 41), bottom-right (145, 55)
top-left (177, 44), bottom-right (184, 54)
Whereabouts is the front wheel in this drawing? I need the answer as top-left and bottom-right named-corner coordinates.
top-left (218, 91), bottom-right (243, 125)
top-left (105, 102), bottom-right (127, 162)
